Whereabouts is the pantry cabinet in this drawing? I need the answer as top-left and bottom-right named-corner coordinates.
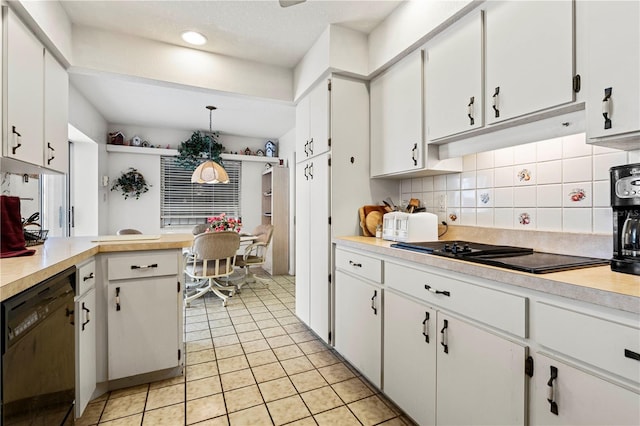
top-left (584, 0), bottom-right (640, 147)
top-left (261, 166), bottom-right (289, 275)
top-left (295, 81), bottom-right (329, 162)
top-left (485, 0), bottom-right (574, 124)
top-left (426, 10), bottom-right (483, 141)
top-left (296, 76), bottom-right (391, 344)
top-left (104, 250), bottom-right (182, 380)
top-left (370, 49), bottom-right (424, 177)
top-left (295, 152), bottom-right (330, 342)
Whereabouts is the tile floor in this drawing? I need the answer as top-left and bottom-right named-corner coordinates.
top-left (76, 275), bottom-right (413, 426)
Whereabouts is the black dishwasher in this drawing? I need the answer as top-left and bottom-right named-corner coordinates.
top-left (1, 266), bottom-right (76, 425)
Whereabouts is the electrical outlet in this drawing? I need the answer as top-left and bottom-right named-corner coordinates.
top-left (437, 194), bottom-right (446, 212)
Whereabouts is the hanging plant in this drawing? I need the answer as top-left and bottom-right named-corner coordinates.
top-left (176, 131), bottom-right (225, 170)
top-left (111, 168), bottom-right (151, 199)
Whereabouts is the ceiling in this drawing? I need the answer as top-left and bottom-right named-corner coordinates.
top-left (61, 0), bottom-right (403, 139)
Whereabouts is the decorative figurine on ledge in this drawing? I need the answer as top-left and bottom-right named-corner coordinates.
top-left (265, 140), bottom-right (277, 157)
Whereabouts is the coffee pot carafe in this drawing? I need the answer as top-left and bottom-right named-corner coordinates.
top-left (610, 163), bottom-right (640, 275)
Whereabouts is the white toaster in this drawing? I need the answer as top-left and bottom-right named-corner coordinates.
top-left (382, 211), bottom-right (438, 242)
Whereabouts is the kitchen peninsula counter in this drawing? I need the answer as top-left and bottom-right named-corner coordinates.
top-left (335, 236), bottom-right (640, 314)
top-left (0, 235), bottom-right (193, 302)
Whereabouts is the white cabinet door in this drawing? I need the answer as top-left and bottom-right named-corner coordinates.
top-left (296, 81), bottom-right (330, 163)
top-left (5, 8), bottom-right (43, 166)
top-left (383, 290), bottom-right (436, 426)
top-left (485, 1), bottom-right (574, 124)
top-left (295, 95), bottom-right (310, 163)
top-left (75, 287), bottom-right (96, 418)
top-left (334, 270), bottom-right (382, 388)
top-left (308, 80), bottom-right (330, 159)
top-left (530, 353), bottom-right (640, 425)
top-left (436, 314), bottom-right (526, 425)
top-left (44, 51), bottom-right (69, 173)
top-left (295, 161), bottom-right (311, 325)
top-left (426, 10), bottom-right (483, 140)
top-left (308, 154), bottom-right (330, 343)
top-left (107, 277), bottom-right (180, 380)
top-left (370, 50), bottom-right (423, 177)
top-left (585, 1), bottom-right (640, 142)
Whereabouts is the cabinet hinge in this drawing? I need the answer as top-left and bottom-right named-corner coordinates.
top-left (328, 157), bottom-right (331, 166)
top-left (573, 74), bottom-right (581, 93)
top-left (525, 355), bottom-right (534, 377)
top-left (328, 331), bottom-right (332, 343)
top-left (328, 273), bottom-right (332, 283)
top-left (328, 137), bottom-right (331, 147)
top-left (327, 79), bottom-right (331, 91)
top-left (328, 216), bottom-right (331, 225)
top-left (177, 281), bottom-right (181, 292)
top-left (178, 349), bottom-right (182, 361)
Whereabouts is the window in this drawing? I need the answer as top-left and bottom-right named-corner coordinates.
top-left (160, 157), bottom-right (241, 228)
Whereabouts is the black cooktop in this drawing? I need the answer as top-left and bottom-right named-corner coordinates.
top-left (391, 240), bottom-right (610, 274)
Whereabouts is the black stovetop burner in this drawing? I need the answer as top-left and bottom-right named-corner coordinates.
top-left (391, 240), bottom-right (610, 274)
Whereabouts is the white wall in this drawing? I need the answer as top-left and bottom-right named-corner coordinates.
top-left (71, 140), bottom-right (99, 236)
top-left (72, 25), bottom-right (293, 102)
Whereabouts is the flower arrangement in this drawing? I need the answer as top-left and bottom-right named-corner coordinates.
top-left (206, 213), bottom-right (242, 233)
top-left (111, 168), bottom-right (151, 199)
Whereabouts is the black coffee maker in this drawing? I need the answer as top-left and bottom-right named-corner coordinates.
top-left (610, 163), bottom-right (640, 275)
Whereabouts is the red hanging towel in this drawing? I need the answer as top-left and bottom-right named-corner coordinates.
top-left (1, 195), bottom-right (36, 258)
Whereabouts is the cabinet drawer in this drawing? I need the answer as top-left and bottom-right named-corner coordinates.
top-left (536, 302), bottom-right (640, 383)
top-left (108, 251), bottom-right (178, 281)
top-left (335, 248), bottom-right (382, 283)
top-left (385, 261), bottom-right (526, 337)
top-left (77, 259), bottom-right (96, 296)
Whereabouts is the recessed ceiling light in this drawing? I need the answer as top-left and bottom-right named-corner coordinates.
top-left (181, 31), bottom-right (207, 46)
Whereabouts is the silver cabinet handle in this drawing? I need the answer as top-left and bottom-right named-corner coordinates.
top-left (83, 272), bottom-right (94, 282)
top-left (82, 302), bottom-right (91, 331)
top-left (309, 138), bottom-right (314, 155)
top-left (424, 284), bottom-right (450, 297)
top-left (467, 96), bottom-right (475, 126)
top-left (370, 290), bottom-right (378, 315)
top-left (348, 260), bottom-right (362, 267)
top-left (411, 143), bottom-right (418, 166)
top-left (440, 319), bottom-right (448, 353)
top-left (492, 86), bottom-right (500, 118)
top-left (547, 366), bottom-right (559, 415)
top-left (131, 263), bottom-right (158, 270)
top-left (47, 142), bottom-right (55, 165)
top-left (115, 287), bottom-right (121, 311)
top-left (602, 87), bottom-right (612, 129)
top-left (422, 311), bottom-right (430, 343)
top-left (11, 126), bottom-right (22, 154)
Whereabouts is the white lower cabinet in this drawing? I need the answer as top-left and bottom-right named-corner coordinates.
top-left (334, 269), bottom-right (382, 388)
top-left (384, 289), bottom-right (526, 426)
top-left (75, 259), bottom-right (97, 418)
top-left (102, 250), bottom-right (183, 381)
top-left (530, 353), bottom-right (640, 425)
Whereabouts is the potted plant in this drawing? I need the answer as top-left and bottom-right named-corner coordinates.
top-left (176, 131), bottom-right (225, 170)
top-left (111, 168), bottom-right (151, 199)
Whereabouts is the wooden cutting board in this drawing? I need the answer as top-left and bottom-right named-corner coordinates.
top-left (358, 205), bottom-right (386, 237)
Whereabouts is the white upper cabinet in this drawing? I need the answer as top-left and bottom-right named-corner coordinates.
top-left (485, 1), bottom-right (575, 124)
top-left (296, 80), bottom-right (329, 163)
top-left (370, 49), bottom-right (424, 177)
top-left (4, 7), bottom-right (44, 166)
top-left (426, 10), bottom-right (484, 141)
top-left (44, 51), bottom-right (69, 173)
top-left (584, 1), bottom-right (640, 146)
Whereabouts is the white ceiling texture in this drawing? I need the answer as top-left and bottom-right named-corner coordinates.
top-left (62, 0), bottom-right (402, 139)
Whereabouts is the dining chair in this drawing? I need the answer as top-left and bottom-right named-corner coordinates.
top-left (184, 230), bottom-right (240, 307)
top-left (233, 224), bottom-right (274, 292)
top-left (192, 224), bottom-right (209, 235)
top-left (116, 228), bottom-right (142, 235)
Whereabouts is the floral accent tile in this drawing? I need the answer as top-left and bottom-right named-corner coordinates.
top-left (569, 188), bottom-right (587, 203)
top-left (518, 212), bottom-right (531, 226)
top-left (479, 192), bottom-right (490, 205)
top-left (517, 168), bottom-right (532, 182)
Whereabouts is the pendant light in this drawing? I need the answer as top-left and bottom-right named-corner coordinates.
top-left (191, 106), bottom-right (229, 184)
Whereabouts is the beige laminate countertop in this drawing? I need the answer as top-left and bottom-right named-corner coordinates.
top-left (0, 234), bottom-right (193, 302)
top-left (335, 236), bottom-right (640, 314)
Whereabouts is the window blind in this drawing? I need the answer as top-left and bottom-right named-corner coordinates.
top-left (160, 156), bottom-right (241, 227)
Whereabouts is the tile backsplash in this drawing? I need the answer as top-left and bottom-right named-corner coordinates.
top-left (401, 133), bottom-right (640, 235)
